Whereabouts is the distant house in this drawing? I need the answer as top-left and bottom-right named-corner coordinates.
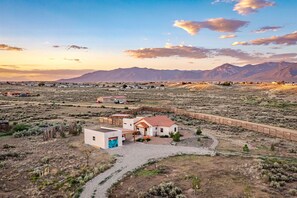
top-left (84, 127), bottom-right (123, 149)
top-left (96, 96), bottom-right (127, 104)
top-left (123, 116), bottom-right (178, 136)
top-left (5, 91), bottom-right (30, 97)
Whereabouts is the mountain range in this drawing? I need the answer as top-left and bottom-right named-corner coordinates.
top-left (58, 62), bottom-right (297, 82)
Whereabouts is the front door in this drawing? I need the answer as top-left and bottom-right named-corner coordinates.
top-left (108, 137), bottom-right (118, 148)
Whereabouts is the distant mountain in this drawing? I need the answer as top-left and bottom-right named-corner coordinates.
top-left (58, 62), bottom-right (297, 82)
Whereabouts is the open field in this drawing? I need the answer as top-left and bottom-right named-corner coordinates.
top-left (0, 83), bottom-right (296, 197)
top-left (1, 83), bottom-right (296, 129)
top-left (108, 154), bottom-right (297, 198)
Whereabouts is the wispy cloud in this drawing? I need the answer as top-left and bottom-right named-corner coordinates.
top-left (64, 58), bottom-right (80, 62)
top-left (125, 45), bottom-right (256, 61)
top-left (0, 44), bottom-right (24, 51)
top-left (232, 41), bottom-right (249, 46)
top-left (220, 34), bottom-right (237, 39)
top-left (67, 45), bottom-right (88, 50)
top-left (125, 45), bottom-right (297, 64)
top-left (233, 31), bottom-right (297, 46)
top-left (52, 44), bottom-right (88, 50)
top-left (253, 26), bottom-right (282, 33)
top-left (173, 18), bottom-right (248, 35)
top-left (0, 67), bottom-right (93, 81)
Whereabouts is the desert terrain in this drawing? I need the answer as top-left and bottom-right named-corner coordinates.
top-left (0, 82), bottom-right (297, 197)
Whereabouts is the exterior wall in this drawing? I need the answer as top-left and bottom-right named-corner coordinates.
top-left (156, 124), bottom-right (178, 136)
top-left (84, 128), bottom-right (106, 149)
top-left (84, 128), bottom-right (122, 149)
top-left (123, 117), bottom-right (143, 130)
top-left (102, 129), bottom-right (123, 148)
top-left (123, 118), bottom-right (135, 130)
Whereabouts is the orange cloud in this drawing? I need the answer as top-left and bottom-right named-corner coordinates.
top-left (220, 34), bottom-right (237, 39)
top-left (0, 44), bottom-right (24, 51)
top-left (174, 18), bottom-right (248, 35)
top-left (0, 67), bottom-right (93, 81)
top-left (234, 0), bottom-right (275, 15)
top-left (125, 45), bottom-right (257, 61)
top-left (233, 31), bottom-right (297, 46)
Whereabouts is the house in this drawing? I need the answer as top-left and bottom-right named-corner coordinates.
top-left (123, 116), bottom-right (178, 136)
top-left (84, 127), bottom-right (123, 149)
top-left (96, 96), bottom-right (127, 104)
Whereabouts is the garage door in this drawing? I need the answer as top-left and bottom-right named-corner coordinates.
top-left (108, 137), bottom-right (118, 148)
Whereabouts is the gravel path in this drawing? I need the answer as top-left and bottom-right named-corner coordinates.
top-left (80, 143), bottom-right (215, 198)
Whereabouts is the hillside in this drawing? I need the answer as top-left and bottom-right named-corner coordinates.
top-left (58, 62), bottom-right (297, 82)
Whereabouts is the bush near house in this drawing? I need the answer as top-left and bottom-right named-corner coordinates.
top-left (172, 132), bottom-right (181, 142)
top-left (196, 127), bottom-right (202, 135)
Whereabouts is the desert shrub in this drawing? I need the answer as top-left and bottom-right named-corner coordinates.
top-left (243, 144), bottom-right (249, 152)
top-left (270, 144), bottom-right (275, 151)
top-left (196, 127), bottom-right (202, 135)
top-left (124, 107), bottom-right (129, 109)
top-left (101, 105), bottom-right (105, 108)
top-left (172, 132), bottom-right (181, 142)
top-left (13, 126), bottom-right (43, 138)
top-left (147, 182), bottom-right (184, 198)
top-left (289, 189), bottom-right (297, 196)
top-left (12, 123), bottom-right (30, 132)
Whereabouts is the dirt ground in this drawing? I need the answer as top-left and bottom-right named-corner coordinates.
top-left (0, 134), bottom-right (114, 197)
top-left (0, 83), bottom-right (296, 197)
top-left (108, 155), bottom-right (279, 198)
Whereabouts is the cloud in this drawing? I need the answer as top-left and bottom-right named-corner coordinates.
top-left (64, 58), bottom-right (80, 62)
top-left (52, 44), bottom-right (88, 50)
top-left (0, 44), bottom-right (24, 51)
top-left (232, 41), bottom-right (249, 46)
top-left (0, 67), bottom-right (93, 81)
top-left (125, 45), bottom-right (257, 61)
top-left (67, 45), bottom-right (88, 50)
top-left (173, 18), bottom-right (248, 35)
top-left (213, 0), bottom-right (275, 15)
top-left (253, 26), bottom-right (282, 33)
top-left (233, 31), bottom-right (297, 46)
top-left (220, 34), bottom-right (237, 39)
top-left (126, 45), bottom-right (211, 59)
top-left (234, 0), bottom-right (275, 15)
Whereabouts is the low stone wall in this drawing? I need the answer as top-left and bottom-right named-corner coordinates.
top-left (132, 106), bottom-right (297, 142)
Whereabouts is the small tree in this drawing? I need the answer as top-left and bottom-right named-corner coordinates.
top-left (243, 144), bottom-right (249, 152)
top-left (196, 127), bottom-right (202, 135)
top-left (172, 132), bottom-right (181, 142)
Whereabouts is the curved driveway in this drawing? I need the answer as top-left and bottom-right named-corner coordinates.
top-left (81, 143), bottom-right (215, 198)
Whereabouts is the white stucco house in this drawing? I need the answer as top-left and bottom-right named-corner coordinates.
top-left (123, 115), bottom-right (178, 137)
top-left (84, 127), bottom-right (123, 149)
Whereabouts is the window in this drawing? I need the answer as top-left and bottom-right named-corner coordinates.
top-left (160, 128), bottom-right (164, 133)
top-left (174, 127), bottom-right (177, 132)
top-left (130, 124), bottom-right (132, 126)
top-left (93, 136), bottom-right (95, 141)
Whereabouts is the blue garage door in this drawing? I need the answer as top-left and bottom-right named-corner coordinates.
top-left (108, 137), bottom-right (118, 148)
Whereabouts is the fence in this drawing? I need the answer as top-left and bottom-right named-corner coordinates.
top-left (129, 106), bottom-right (297, 142)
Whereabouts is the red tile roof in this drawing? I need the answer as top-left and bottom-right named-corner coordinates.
top-left (135, 116), bottom-right (175, 127)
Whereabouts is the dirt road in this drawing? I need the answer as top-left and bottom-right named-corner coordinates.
top-left (80, 143), bottom-right (214, 198)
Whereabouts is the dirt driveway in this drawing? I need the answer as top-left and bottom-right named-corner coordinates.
top-left (80, 142), bottom-right (214, 198)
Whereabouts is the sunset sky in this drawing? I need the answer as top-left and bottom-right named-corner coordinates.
top-left (1, 0), bottom-right (297, 81)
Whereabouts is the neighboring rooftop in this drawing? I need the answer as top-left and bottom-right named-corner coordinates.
top-left (87, 127), bottom-right (118, 133)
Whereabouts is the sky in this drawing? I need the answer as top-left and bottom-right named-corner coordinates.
top-left (0, 0), bottom-right (297, 81)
